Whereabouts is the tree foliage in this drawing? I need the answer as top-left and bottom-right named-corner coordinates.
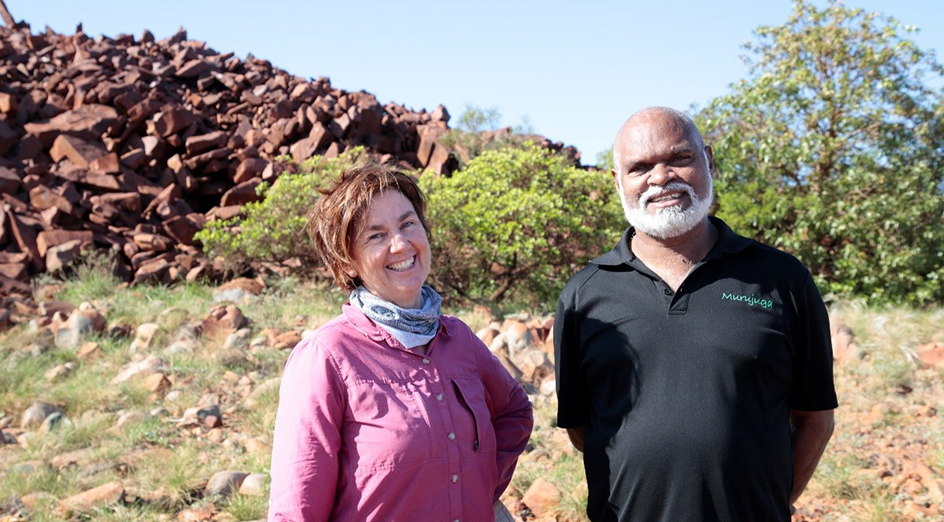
top-left (421, 142), bottom-right (624, 305)
top-left (696, 0), bottom-right (944, 303)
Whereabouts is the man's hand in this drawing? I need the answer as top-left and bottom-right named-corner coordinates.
top-left (566, 427), bottom-right (585, 452)
top-left (790, 409), bottom-right (835, 504)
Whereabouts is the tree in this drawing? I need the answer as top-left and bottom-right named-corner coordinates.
top-left (421, 142), bottom-right (623, 305)
top-left (696, 0), bottom-right (944, 304)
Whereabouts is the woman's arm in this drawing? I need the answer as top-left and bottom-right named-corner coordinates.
top-left (476, 337), bottom-right (534, 502)
top-left (268, 339), bottom-right (345, 522)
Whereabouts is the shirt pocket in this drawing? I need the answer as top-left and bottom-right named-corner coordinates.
top-left (347, 379), bottom-right (433, 471)
top-left (451, 377), bottom-right (497, 455)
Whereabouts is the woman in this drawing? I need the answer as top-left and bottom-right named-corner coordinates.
top-left (268, 164), bottom-right (533, 522)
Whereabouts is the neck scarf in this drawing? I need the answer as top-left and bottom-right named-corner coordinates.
top-left (350, 285), bottom-right (442, 349)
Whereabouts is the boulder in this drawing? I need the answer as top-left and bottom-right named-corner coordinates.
top-left (20, 402), bottom-right (61, 429)
top-left (204, 470), bottom-right (248, 498)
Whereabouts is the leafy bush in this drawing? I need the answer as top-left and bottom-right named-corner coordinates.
top-left (421, 141), bottom-right (624, 305)
top-left (195, 149), bottom-right (367, 270)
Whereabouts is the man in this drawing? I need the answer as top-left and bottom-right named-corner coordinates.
top-left (554, 107), bottom-right (836, 522)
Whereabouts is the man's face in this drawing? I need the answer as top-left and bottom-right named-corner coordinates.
top-left (612, 112), bottom-right (714, 239)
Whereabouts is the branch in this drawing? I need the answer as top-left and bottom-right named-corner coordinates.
top-left (0, 0), bottom-right (15, 27)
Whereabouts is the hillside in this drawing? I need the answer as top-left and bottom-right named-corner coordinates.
top-left (1, 265), bottom-right (943, 521)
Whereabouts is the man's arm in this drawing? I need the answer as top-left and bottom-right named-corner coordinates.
top-left (566, 427), bottom-right (585, 453)
top-left (789, 408), bottom-right (835, 503)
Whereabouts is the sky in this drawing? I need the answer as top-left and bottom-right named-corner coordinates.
top-left (9, 0), bottom-right (944, 165)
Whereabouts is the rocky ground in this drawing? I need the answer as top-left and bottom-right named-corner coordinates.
top-left (0, 269), bottom-right (943, 521)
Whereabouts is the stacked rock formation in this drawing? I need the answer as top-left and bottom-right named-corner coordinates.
top-left (0, 23), bottom-right (460, 308)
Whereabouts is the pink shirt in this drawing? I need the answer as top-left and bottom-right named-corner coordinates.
top-left (268, 303), bottom-right (533, 522)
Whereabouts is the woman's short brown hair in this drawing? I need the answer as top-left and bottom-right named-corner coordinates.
top-left (306, 163), bottom-right (430, 290)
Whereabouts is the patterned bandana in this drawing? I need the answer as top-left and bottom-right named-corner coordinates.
top-left (350, 285), bottom-right (442, 349)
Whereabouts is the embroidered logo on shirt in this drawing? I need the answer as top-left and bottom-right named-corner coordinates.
top-left (721, 292), bottom-right (773, 309)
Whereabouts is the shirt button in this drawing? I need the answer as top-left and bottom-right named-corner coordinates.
top-left (663, 288), bottom-right (672, 295)
top-left (422, 358), bottom-right (430, 365)
top-left (448, 431), bottom-right (456, 440)
top-left (452, 474), bottom-right (459, 483)
top-left (436, 393), bottom-right (444, 401)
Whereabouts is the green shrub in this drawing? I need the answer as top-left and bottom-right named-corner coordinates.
top-left (195, 149), bottom-right (367, 270)
top-left (421, 141), bottom-right (624, 305)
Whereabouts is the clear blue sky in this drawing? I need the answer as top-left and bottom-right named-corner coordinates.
top-left (11, 1), bottom-right (944, 165)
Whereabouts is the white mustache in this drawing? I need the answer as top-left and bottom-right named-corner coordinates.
top-left (639, 182), bottom-right (697, 208)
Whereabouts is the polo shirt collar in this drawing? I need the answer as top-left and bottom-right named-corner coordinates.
top-left (590, 216), bottom-right (753, 268)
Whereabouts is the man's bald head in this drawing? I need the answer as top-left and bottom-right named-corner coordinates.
top-left (612, 107), bottom-right (707, 176)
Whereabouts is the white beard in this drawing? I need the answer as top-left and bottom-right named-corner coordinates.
top-left (618, 176), bottom-right (713, 239)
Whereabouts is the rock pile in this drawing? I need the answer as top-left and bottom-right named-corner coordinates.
top-left (477, 313), bottom-right (557, 400)
top-left (0, 21), bottom-right (580, 322)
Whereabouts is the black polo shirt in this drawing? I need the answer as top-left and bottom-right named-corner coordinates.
top-left (555, 217), bottom-right (837, 522)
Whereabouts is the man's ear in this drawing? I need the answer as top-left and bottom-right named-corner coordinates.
top-left (705, 146), bottom-right (715, 173)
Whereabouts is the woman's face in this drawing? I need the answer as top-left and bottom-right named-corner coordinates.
top-left (349, 190), bottom-right (431, 309)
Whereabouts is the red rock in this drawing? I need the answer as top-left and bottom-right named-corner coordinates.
top-left (185, 130), bottom-right (229, 155)
top-left (0, 166), bottom-right (21, 194)
top-left (202, 304), bottom-right (249, 340)
top-left (522, 478), bottom-right (560, 518)
top-left (144, 372), bottom-right (171, 394)
top-left (274, 330), bottom-right (302, 350)
top-left (233, 157), bottom-right (268, 184)
top-left (206, 205), bottom-right (243, 221)
top-left (36, 230), bottom-right (93, 258)
top-left (163, 213), bottom-right (205, 245)
top-left (416, 124), bottom-right (447, 167)
top-left (0, 92), bottom-right (17, 113)
top-left (24, 104), bottom-right (119, 147)
top-left (6, 210), bottom-right (42, 271)
top-left (60, 480), bottom-right (125, 516)
top-left (89, 152), bottom-right (120, 174)
top-left (184, 147), bottom-right (231, 170)
top-left (220, 179), bottom-right (262, 206)
top-left (50, 134), bottom-right (107, 167)
top-left (917, 342), bottom-right (944, 369)
top-left (153, 107), bottom-right (197, 137)
top-left (77, 341), bottom-right (103, 360)
top-left (46, 240), bottom-right (83, 272)
top-left (175, 59), bottom-right (212, 78)
top-left (427, 143), bottom-right (453, 174)
top-left (98, 192), bottom-right (142, 213)
top-left (133, 258), bottom-right (172, 285)
top-left (216, 277), bottom-right (265, 296)
top-left (132, 233), bottom-right (174, 252)
top-left (290, 83), bottom-right (317, 103)
top-left (0, 262), bottom-right (27, 281)
top-left (0, 120), bottom-right (16, 156)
